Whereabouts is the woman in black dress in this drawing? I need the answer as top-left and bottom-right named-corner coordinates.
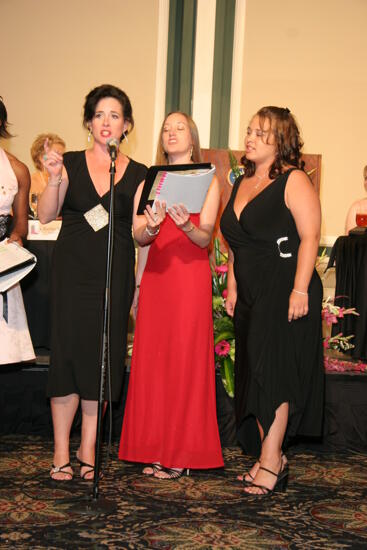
top-left (38, 85), bottom-right (149, 480)
top-left (220, 106), bottom-right (324, 496)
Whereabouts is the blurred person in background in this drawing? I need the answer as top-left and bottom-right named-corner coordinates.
top-left (0, 96), bottom-right (35, 365)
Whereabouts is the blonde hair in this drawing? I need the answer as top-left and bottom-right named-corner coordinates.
top-left (31, 133), bottom-right (66, 170)
top-left (155, 111), bottom-right (202, 164)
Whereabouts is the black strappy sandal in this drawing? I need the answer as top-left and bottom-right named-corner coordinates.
top-left (50, 462), bottom-right (73, 481)
top-left (237, 461), bottom-right (258, 484)
top-left (76, 455), bottom-right (95, 481)
top-left (154, 467), bottom-right (190, 480)
top-left (239, 452), bottom-right (289, 485)
top-left (142, 463), bottom-right (163, 476)
top-left (244, 465), bottom-right (289, 497)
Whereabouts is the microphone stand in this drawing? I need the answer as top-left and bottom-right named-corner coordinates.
top-left (70, 150), bottom-right (118, 515)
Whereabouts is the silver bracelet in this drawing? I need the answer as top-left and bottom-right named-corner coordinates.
top-left (292, 288), bottom-right (308, 296)
top-left (48, 175), bottom-right (63, 187)
top-left (145, 225), bottom-right (160, 237)
top-left (182, 223), bottom-right (195, 233)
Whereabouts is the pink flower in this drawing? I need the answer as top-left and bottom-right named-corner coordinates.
top-left (215, 340), bottom-right (230, 356)
top-left (322, 310), bottom-right (337, 326)
top-left (323, 337), bottom-right (330, 349)
top-left (337, 308), bottom-right (345, 318)
top-left (354, 362), bottom-right (367, 372)
top-left (324, 356), bottom-right (367, 373)
top-left (222, 289), bottom-right (228, 299)
top-left (215, 264), bottom-right (228, 274)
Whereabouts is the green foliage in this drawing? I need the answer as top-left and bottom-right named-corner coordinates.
top-left (212, 238), bottom-right (235, 398)
top-left (228, 149), bottom-right (242, 179)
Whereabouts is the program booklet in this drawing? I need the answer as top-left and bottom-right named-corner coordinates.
top-left (137, 163), bottom-right (215, 215)
top-left (0, 240), bottom-right (37, 292)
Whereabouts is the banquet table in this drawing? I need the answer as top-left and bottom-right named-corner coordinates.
top-left (21, 220), bottom-right (61, 351)
top-left (327, 233), bottom-right (367, 360)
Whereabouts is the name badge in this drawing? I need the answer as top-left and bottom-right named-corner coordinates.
top-left (84, 204), bottom-right (109, 232)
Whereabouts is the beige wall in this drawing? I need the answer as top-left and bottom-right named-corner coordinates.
top-left (240, 0), bottom-right (367, 239)
top-left (2, 0), bottom-right (366, 239)
top-left (1, 0), bottom-right (159, 168)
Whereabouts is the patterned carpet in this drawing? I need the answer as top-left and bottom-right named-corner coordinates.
top-left (1, 436), bottom-right (367, 549)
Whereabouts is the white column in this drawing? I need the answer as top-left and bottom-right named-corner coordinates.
top-left (192, 0), bottom-right (217, 148)
top-left (228, 0), bottom-right (247, 150)
top-left (152, 0), bottom-right (170, 163)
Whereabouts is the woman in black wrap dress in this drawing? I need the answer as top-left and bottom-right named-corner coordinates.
top-left (38, 85), bottom-right (148, 481)
top-left (220, 106), bottom-right (324, 496)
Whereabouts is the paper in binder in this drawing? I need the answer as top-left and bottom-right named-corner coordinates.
top-left (0, 240), bottom-right (37, 292)
top-left (137, 163), bottom-right (215, 215)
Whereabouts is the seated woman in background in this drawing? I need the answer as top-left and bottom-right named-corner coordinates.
top-left (344, 165), bottom-right (367, 234)
top-left (0, 96), bottom-right (35, 365)
top-left (30, 133), bottom-right (65, 217)
top-left (119, 111), bottom-right (224, 479)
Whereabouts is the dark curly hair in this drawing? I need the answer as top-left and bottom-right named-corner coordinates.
top-left (83, 84), bottom-right (134, 141)
top-left (241, 106), bottom-right (304, 179)
top-left (0, 96), bottom-right (13, 139)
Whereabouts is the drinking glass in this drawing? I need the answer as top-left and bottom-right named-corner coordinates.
top-left (356, 213), bottom-right (367, 227)
top-left (30, 193), bottom-right (39, 219)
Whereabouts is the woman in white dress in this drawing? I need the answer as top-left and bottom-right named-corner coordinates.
top-left (0, 96), bottom-right (35, 364)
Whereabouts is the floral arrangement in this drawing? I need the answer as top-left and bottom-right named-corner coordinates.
top-left (322, 296), bottom-right (359, 352)
top-left (212, 238), bottom-right (235, 398)
top-left (228, 149), bottom-right (243, 179)
top-left (324, 355), bottom-right (367, 373)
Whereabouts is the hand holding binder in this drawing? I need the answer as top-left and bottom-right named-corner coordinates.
top-left (137, 163), bottom-right (215, 215)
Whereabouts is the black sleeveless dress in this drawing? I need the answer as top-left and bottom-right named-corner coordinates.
top-left (220, 169), bottom-right (324, 455)
top-left (47, 151), bottom-right (147, 401)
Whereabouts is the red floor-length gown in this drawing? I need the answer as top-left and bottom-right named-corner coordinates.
top-left (119, 215), bottom-right (224, 469)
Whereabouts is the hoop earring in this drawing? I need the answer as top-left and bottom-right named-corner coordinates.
top-left (123, 131), bottom-right (128, 143)
top-left (87, 129), bottom-right (92, 143)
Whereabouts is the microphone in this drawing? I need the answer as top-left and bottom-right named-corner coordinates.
top-left (106, 138), bottom-right (119, 160)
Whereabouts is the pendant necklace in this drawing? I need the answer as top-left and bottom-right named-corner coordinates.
top-left (254, 172), bottom-right (267, 189)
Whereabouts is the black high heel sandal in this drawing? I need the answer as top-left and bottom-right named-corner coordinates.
top-left (238, 461), bottom-right (258, 484)
top-left (240, 452), bottom-right (288, 485)
top-left (50, 462), bottom-right (73, 481)
top-left (154, 467), bottom-right (190, 480)
top-left (76, 454), bottom-right (95, 481)
top-left (142, 463), bottom-right (163, 476)
top-left (244, 465), bottom-right (289, 497)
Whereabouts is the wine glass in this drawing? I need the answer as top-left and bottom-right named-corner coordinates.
top-left (30, 193), bottom-right (39, 219)
top-left (356, 213), bottom-right (367, 228)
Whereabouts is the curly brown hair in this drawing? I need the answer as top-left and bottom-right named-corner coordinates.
top-left (241, 106), bottom-right (305, 179)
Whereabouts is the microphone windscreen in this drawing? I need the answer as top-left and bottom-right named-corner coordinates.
top-left (106, 138), bottom-right (119, 150)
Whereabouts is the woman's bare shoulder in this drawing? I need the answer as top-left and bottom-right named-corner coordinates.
top-left (5, 151), bottom-right (30, 181)
top-left (286, 167), bottom-right (312, 187)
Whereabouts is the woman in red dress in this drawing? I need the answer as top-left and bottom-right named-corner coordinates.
top-left (119, 112), bottom-right (224, 478)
